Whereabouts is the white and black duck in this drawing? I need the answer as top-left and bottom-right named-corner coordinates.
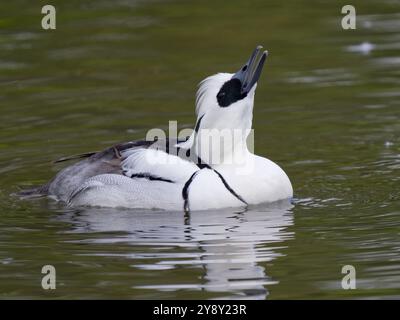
top-left (18, 46), bottom-right (293, 211)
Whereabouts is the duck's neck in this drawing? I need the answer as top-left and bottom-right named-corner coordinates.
top-left (191, 127), bottom-right (251, 167)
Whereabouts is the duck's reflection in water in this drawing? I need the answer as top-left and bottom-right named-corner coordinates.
top-left (59, 201), bottom-right (294, 299)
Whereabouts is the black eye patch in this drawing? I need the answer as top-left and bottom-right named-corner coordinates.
top-left (216, 78), bottom-right (247, 107)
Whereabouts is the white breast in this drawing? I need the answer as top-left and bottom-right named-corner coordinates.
top-left (212, 154), bottom-right (293, 205)
top-left (186, 169), bottom-right (245, 211)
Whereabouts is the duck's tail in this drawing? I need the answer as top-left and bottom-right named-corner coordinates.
top-left (12, 183), bottom-right (49, 199)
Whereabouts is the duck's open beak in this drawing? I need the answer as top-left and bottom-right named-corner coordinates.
top-left (233, 45), bottom-right (268, 95)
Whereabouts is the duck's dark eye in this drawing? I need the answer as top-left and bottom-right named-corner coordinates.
top-left (216, 78), bottom-right (247, 107)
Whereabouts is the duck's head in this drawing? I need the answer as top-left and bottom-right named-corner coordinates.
top-left (194, 45), bottom-right (267, 133)
top-left (187, 46), bottom-right (268, 163)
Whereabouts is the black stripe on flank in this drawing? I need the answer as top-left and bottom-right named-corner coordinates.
top-left (196, 157), bottom-right (211, 169)
top-left (194, 114), bottom-right (205, 133)
top-left (212, 169), bottom-right (248, 205)
top-left (130, 173), bottom-right (174, 183)
top-left (182, 171), bottom-right (200, 212)
top-left (195, 158), bottom-right (247, 206)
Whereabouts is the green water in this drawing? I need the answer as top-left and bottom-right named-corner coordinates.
top-left (1, 0), bottom-right (399, 299)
